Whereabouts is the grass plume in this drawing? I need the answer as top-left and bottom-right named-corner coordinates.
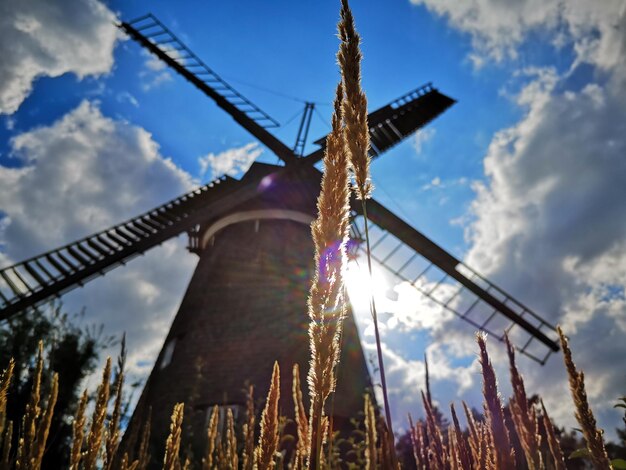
top-left (541, 399), bottom-right (566, 470)
top-left (84, 357), bottom-right (111, 470)
top-left (255, 362), bottom-right (280, 470)
top-left (337, 3), bottom-right (398, 462)
top-left (337, 0), bottom-right (371, 201)
top-left (0, 360), bottom-right (14, 437)
top-left (162, 403), bottom-right (184, 470)
top-left (306, 80), bottom-right (350, 467)
top-left (242, 385), bottom-right (256, 470)
top-left (202, 405), bottom-right (218, 470)
top-left (364, 394), bottom-right (377, 470)
top-left (477, 333), bottom-right (516, 469)
top-left (292, 364), bottom-right (309, 464)
top-left (505, 335), bottom-right (542, 469)
top-left (104, 339), bottom-right (126, 470)
top-left (451, 404), bottom-right (472, 469)
top-left (558, 326), bottom-right (612, 468)
top-left (70, 389), bottom-right (89, 470)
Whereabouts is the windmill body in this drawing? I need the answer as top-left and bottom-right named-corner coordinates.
top-left (131, 164), bottom-right (370, 458)
top-left (0, 12), bottom-right (562, 466)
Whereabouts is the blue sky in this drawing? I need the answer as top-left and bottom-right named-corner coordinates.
top-left (1, 0), bottom-right (625, 440)
top-left (0, 0), bottom-right (524, 255)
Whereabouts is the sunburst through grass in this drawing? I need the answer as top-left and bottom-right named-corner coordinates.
top-left (0, 1), bottom-right (623, 469)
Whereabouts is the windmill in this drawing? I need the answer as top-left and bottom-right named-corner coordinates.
top-left (0, 13), bottom-right (559, 461)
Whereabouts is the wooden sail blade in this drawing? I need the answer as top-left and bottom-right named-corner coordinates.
top-left (0, 173), bottom-right (275, 321)
top-left (119, 14), bottom-right (297, 165)
top-left (353, 198), bottom-right (559, 364)
top-left (305, 83), bottom-right (455, 164)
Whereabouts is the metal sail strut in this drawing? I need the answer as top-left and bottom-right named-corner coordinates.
top-left (0, 174), bottom-right (274, 320)
top-left (119, 14), bottom-right (297, 165)
top-left (351, 198), bottom-right (559, 363)
top-left (305, 83), bottom-right (455, 165)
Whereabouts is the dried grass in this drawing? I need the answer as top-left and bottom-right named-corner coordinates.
top-left (242, 385), bottom-right (256, 470)
top-left (14, 343), bottom-right (56, 469)
top-left (293, 364), bottom-right (309, 465)
top-left (162, 403), bottom-right (184, 470)
top-left (0, 324), bottom-right (619, 469)
top-left (364, 394), bottom-right (377, 470)
top-left (84, 357), bottom-right (111, 470)
top-left (477, 333), bottom-right (516, 469)
top-left (202, 405), bottom-right (218, 470)
top-left (541, 399), bottom-right (566, 470)
top-left (337, 1), bottom-right (397, 464)
top-left (306, 79), bottom-right (350, 469)
top-left (505, 335), bottom-right (541, 469)
top-left (0, 359), bottom-right (14, 438)
top-left (255, 362), bottom-right (280, 470)
top-left (558, 326), bottom-right (612, 468)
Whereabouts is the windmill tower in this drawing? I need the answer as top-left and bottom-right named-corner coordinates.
top-left (0, 13), bottom-right (561, 464)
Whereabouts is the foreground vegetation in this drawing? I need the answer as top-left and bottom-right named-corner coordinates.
top-left (0, 0), bottom-right (624, 468)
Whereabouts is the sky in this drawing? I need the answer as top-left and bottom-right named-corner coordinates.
top-left (0, 0), bottom-right (625, 440)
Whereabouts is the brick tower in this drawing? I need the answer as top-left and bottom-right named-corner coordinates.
top-left (127, 162), bottom-right (371, 463)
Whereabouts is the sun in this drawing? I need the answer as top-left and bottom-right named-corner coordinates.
top-left (344, 258), bottom-right (390, 309)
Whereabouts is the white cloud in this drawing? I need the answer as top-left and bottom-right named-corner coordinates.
top-left (413, 127), bottom-right (436, 155)
top-left (144, 53), bottom-right (167, 72)
top-left (0, 0), bottom-right (120, 115)
top-left (459, 63), bottom-right (626, 434)
top-left (140, 50), bottom-right (173, 92)
top-left (4, 117), bottom-right (15, 131)
top-left (198, 142), bottom-right (263, 178)
top-left (421, 176), bottom-right (441, 191)
top-left (140, 70), bottom-right (173, 92)
top-left (0, 100), bottom-right (197, 378)
top-left (360, 333), bottom-right (480, 430)
top-left (116, 91), bottom-right (139, 108)
top-left (409, 0), bottom-right (626, 72)
top-left (401, 0), bottom-right (626, 438)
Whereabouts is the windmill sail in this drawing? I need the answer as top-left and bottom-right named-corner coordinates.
top-left (119, 14), bottom-right (297, 165)
top-left (120, 15), bottom-right (456, 168)
top-left (306, 83), bottom-right (456, 164)
top-left (0, 174), bottom-right (268, 320)
top-left (351, 197), bottom-right (559, 364)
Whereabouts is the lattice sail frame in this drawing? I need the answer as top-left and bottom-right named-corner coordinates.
top-left (0, 175), bottom-right (244, 320)
top-left (124, 14), bottom-right (279, 129)
top-left (349, 214), bottom-right (559, 365)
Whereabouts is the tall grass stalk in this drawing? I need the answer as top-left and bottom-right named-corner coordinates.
top-left (84, 357), bottom-right (111, 470)
top-left (364, 394), bottom-right (377, 470)
top-left (337, 0), bottom-right (397, 460)
top-left (162, 403), bottom-right (184, 470)
top-left (202, 405), bottom-right (218, 470)
top-left (242, 385), bottom-right (256, 470)
top-left (558, 327), bottom-right (612, 468)
top-left (0, 359), bottom-right (14, 438)
top-left (255, 362), bottom-right (280, 470)
top-left (16, 342), bottom-right (44, 469)
top-left (70, 390), bottom-right (89, 470)
top-left (104, 337), bottom-right (126, 470)
top-left (450, 404), bottom-right (472, 469)
top-left (292, 364), bottom-right (309, 466)
top-left (306, 80), bottom-right (350, 468)
top-left (337, 1), bottom-right (396, 461)
top-left (505, 335), bottom-right (542, 469)
top-left (477, 333), bottom-right (516, 468)
top-left (541, 399), bottom-right (566, 470)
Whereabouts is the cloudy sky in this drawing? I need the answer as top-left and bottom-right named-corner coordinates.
top-left (0, 0), bottom-right (624, 439)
